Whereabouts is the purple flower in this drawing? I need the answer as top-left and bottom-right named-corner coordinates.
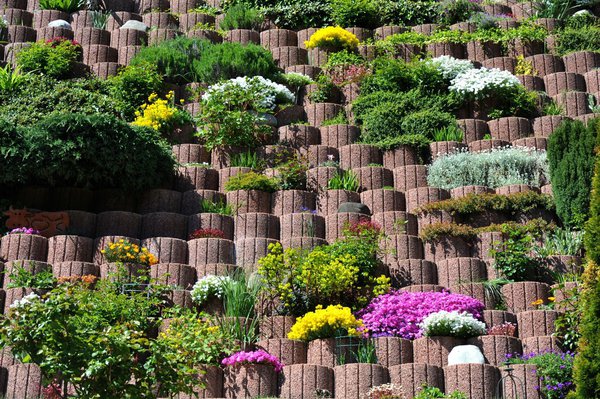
top-left (221, 350), bottom-right (284, 373)
top-left (8, 227), bottom-right (41, 235)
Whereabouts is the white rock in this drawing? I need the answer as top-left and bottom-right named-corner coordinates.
top-left (121, 20), bottom-right (148, 32)
top-left (48, 19), bottom-right (72, 29)
top-left (573, 9), bottom-right (594, 17)
top-left (447, 345), bottom-right (485, 365)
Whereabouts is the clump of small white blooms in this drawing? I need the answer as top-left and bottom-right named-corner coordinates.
top-left (449, 67), bottom-right (522, 100)
top-left (427, 56), bottom-right (474, 81)
top-left (419, 310), bottom-right (487, 338)
top-left (202, 76), bottom-right (295, 111)
top-left (280, 71), bottom-right (313, 87)
top-left (9, 292), bottom-right (40, 310)
top-left (365, 383), bottom-right (406, 399)
top-left (191, 275), bottom-right (233, 305)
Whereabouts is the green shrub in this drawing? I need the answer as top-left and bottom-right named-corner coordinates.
top-left (413, 386), bottom-right (468, 399)
top-left (130, 36), bottom-right (210, 83)
top-left (359, 58), bottom-right (446, 95)
top-left (548, 118), bottom-right (598, 228)
top-left (400, 110), bottom-right (457, 137)
top-left (327, 170), bottom-right (359, 191)
top-left (0, 75), bottom-right (122, 126)
top-left (108, 63), bottom-right (163, 121)
top-left (0, 65), bottom-right (29, 94)
top-left (330, 0), bottom-right (380, 29)
top-left (224, 171), bottom-right (279, 192)
top-left (438, 0), bottom-right (481, 25)
top-left (362, 101), bottom-right (406, 143)
top-left (267, 0), bottom-right (334, 30)
top-left (190, 41), bottom-right (279, 84)
top-left (0, 119), bottom-right (28, 186)
top-left (555, 25), bottom-right (600, 55)
top-left (427, 147), bottom-right (549, 190)
top-left (17, 38), bottom-right (81, 79)
top-left (377, 0), bottom-right (439, 26)
top-left (39, 0), bottom-right (85, 12)
top-left (24, 113), bottom-right (175, 190)
top-left (220, 3), bottom-right (263, 30)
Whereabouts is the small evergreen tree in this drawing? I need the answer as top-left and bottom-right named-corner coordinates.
top-left (547, 118), bottom-right (598, 228)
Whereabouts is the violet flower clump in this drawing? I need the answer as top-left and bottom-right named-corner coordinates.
top-left (356, 290), bottom-right (485, 339)
top-left (9, 227), bottom-right (41, 235)
top-left (221, 350), bottom-right (284, 373)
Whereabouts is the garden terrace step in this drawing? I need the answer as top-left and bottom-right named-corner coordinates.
top-left (3, 260), bottom-right (50, 289)
top-left (5, 364), bottom-right (42, 399)
top-left (138, 189), bottom-right (182, 214)
top-left (382, 146), bottom-right (420, 169)
top-left (260, 28), bottom-right (297, 49)
top-left (382, 234), bottom-right (424, 263)
top-left (553, 91), bottom-right (591, 117)
top-left (516, 310), bottom-right (559, 339)
top-left (436, 257), bottom-right (487, 289)
top-left (137, 0), bottom-right (169, 13)
top-left (66, 210), bottom-right (97, 238)
top-left (430, 141), bottom-right (466, 160)
top-left (360, 189), bottom-right (406, 213)
top-left (417, 211), bottom-right (461, 234)
top-left (187, 213), bottom-right (234, 240)
top-left (584, 69), bottom-right (600, 93)
top-left (75, 27), bottom-right (111, 46)
top-left (280, 213), bottom-right (325, 239)
top-left (92, 188), bottom-right (137, 212)
top-left (281, 237), bottom-right (327, 251)
top-left (95, 211), bottom-right (141, 238)
top-left (3, 9), bottom-right (32, 26)
top-left (535, 17), bottom-right (562, 32)
top-left (532, 115), bottom-right (571, 138)
top-left (508, 38), bottom-right (545, 58)
top-left (495, 184), bottom-right (539, 195)
top-left (315, 189), bottom-right (360, 215)
top-left (563, 51), bottom-right (600, 74)
top-left (483, 309), bottom-right (518, 330)
top-left (468, 335), bottom-right (523, 366)
top-left (4, 42), bottom-right (32, 65)
top-left (223, 29), bottom-right (260, 45)
top-left (374, 25), bottom-right (407, 39)
top-left (195, 263), bottom-right (239, 279)
top-left (226, 189), bottom-right (272, 214)
top-left (521, 335), bottom-right (563, 354)
top-left (374, 336), bottom-right (414, 368)
top-left (424, 235), bottom-right (472, 262)
top-left (451, 282), bottom-right (497, 310)
top-left (52, 261), bottom-right (100, 279)
top-left (388, 258), bottom-right (438, 287)
top-left (389, 363), bottom-right (444, 399)
top-left (99, 262), bottom-right (148, 282)
top-left (398, 284), bottom-right (446, 293)
top-left (271, 46), bottom-right (308, 69)
top-left (412, 23), bottom-right (439, 35)
top-left (449, 185), bottom-right (495, 198)
top-left (372, 211), bottom-right (418, 236)
top-left (457, 119), bottom-right (490, 143)
top-left (82, 45), bottom-right (118, 64)
top-left (320, 124), bottom-right (360, 148)
top-left (279, 364), bottom-right (334, 399)
top-left (512, 137), bottom-right (547, 151)
top-left (468, 139), bottom-right (511, 152)
top-left (543, 71), bottom-right (587, 96)
top-left (345, 27), bottom-right (373, 42)
top-left (392, 165), bottom-right (429, 192)
top-left (481, 56), bottom-right (517, 74)
top-left (106, 12), bottom-right (142, 31)
top-left (218, 167), bottom-right (251, 191)
top-left (234, 213), bottom-right (280, 241)
top-left (181, 189), bottom-right (225, 216)
top-left (172, 144), bottom-right (210, 164)
top-left (427, 42), bottom-right (465, 59)
top-left (32, 9), bottom-right (68, 28)
top-left (162, 288), bottom-right (193, 309)
top-left (444, 364), bottom-right (501, 399)
top-left (235, 237), bottom-right (279, 269)
top-left (450, 22), bottom-right (478, 33)
top-left (117, 44), bottom-right (142, 65)
top-left (141, 11), bottom-right (177, 29)
top-left (36, 26), bottom-right (73, 42)
top-left (305, 103), bottom-right (346, 127)
top-left (150, 263), bottom-right (195, 289)
top-left (334, 363), bottom-right (389, 399)
top-left (110, 27), bottom-right (146, 47)
top-left (187, 237), bottom-right (235, 266)
top-left (546, 255), bottom-right (583, 275)
top-left (466, 40), bottom-right (504, 62)
top-left (352, 167), bottom-right (394, 192)
top-left (278, 125), bottom-right (320, 148)
top-left (0, 233), bottom-right (48, 263)
top-left (414, 336), bottom-right (465, 367)
top-left (325, 212), bottom-right (370, 242)
top-left (257, 338), bottom-right (307, 366)
top-left (487, 117), bottom-right (532, 142)
top-left (541, 184), bottom-right (553, 196)
top-left (307, 47), bottom-right (332, 67)
top-left (525, 53), bottom-right (565, 77)
top-left (405, 187), bottom-right (451, 214)
top-left (284, 64), bottom-right (322, 79)
top-left (47, 235), bottom-right (94, 264)
top-left (575, 112), bottom-right (600, 125)
top-left (0, 0), bottom-right (27, 9)
top-left (141, 237), bottom-right (188, 263)
top-left (259, 315), bottom-right (296, 339)
top-left (272, 190), bottom-right (317, 216)
top-left (517, 74), bottom-right (544, 91)
top-left (175, 165), bottom-right (219, 191)
top-left (501, 281), bottom-right (552, 313)
top-left (147, 28), bottom-right (179, 45)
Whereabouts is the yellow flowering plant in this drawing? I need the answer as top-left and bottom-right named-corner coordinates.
top-left (304, 26), bottom-right (360, 52)
top-left (287, 305), bottom-right (363, 341)
top-left (132, 91), bottom-right (193, 136)
top-left (101, 239), bottom-right (158, 266)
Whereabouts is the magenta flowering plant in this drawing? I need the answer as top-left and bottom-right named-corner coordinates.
top-left (356, 290), bottom-right (485, 339)
top-left (221, 350), bottom-right (284, 373)
top-left (8, 227), bottom-right (41, 235)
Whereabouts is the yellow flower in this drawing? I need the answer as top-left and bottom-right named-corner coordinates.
top-left (548, 296), bottom-right (555, 302)
top-left (288, 305), bottom-right (363, 341)
top-left (304, 26), bottom-right (359, 51)
top-left (531, 299), bottom-right (544, 306)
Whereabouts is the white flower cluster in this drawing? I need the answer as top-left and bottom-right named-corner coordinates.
top-left (419, 310), bottom-right (487, 338)
top-left (9, 292), bottom-right (40, 310)
top-left (449, 67), bottom-right (522, 100)
top-left (428, 56), bottom-right (475, 81)
top-left (202, 76), bottom-right (295, 111)
top-left (190, 275), bottom-right (232, 305)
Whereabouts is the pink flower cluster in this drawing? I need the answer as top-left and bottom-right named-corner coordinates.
top-left (357, 290), bottom-right (485, 339)
top-left (221, 350), bottom-right (284, 373)
top-left (9, 227), bottom-right (41, 235)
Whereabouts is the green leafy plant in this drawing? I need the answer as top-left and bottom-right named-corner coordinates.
top-left (90, 10), bottom-right (110, 29)
top-left (544, 100), bottom-right (565, 116)
top-left (224, 171), bottom-right (279, 192)
top-left (17, 38), bottom-right (82, 79)
top-left (275, 153), bottom-right (309, 190)
top-left (432, 125), bottom-right (464, 142)
top-left (438, 0), bottom-right (481, 25)
top-left (535, 227), bottom-right (584, 257)
top-left (330, 0), bottom-right (380, 29)
top-left (220, 3), bottom-right (263, 30)
top-left (413, 385), bottom-right (468, 399)
top-left (229, 150), bottom-right (264, 170)
top-left (6, 263), bottom-right (55, 290)
top-left (548, 118), bottom-right (598, 228)
top-left (554, 24), bottom-right (600, 55)
top-left (39, 0), bottom-right (85, 12)
top-left (321, 111), bottom-right (349, 126)
top-left (108, 63), bottom-right (163, 121)
top-left (200, 198), bottom-right (235, 216)
top-left (327, 170), bottom-right (359, 191)
top-left (507, 351), bottom-right (575, 399)
top-left (0, 64), bottom-right (29, 93)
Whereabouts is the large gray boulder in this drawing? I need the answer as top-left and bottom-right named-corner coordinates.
top-left (337, 202), bottom-right (371, 215)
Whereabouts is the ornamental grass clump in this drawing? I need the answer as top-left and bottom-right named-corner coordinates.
top-left (427, 147), bottom-right (549, 190)
top-left (357, 291), bottom-right (485, 339)
top-left (419, 310), bottom-right (487, 338)
top-left (304, 26), bottom-right (360, 51)
top-left (287, 304), bottom-right (363, 341)
top-left (221, 349), bottom-right (284, 372)
top-left (101, 239), bottom-right (158, 266)
top-left (190, 275), bottom-right (233, 305)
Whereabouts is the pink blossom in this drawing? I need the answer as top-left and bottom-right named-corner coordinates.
top-left (221, 350), bottom-right (284, 373)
